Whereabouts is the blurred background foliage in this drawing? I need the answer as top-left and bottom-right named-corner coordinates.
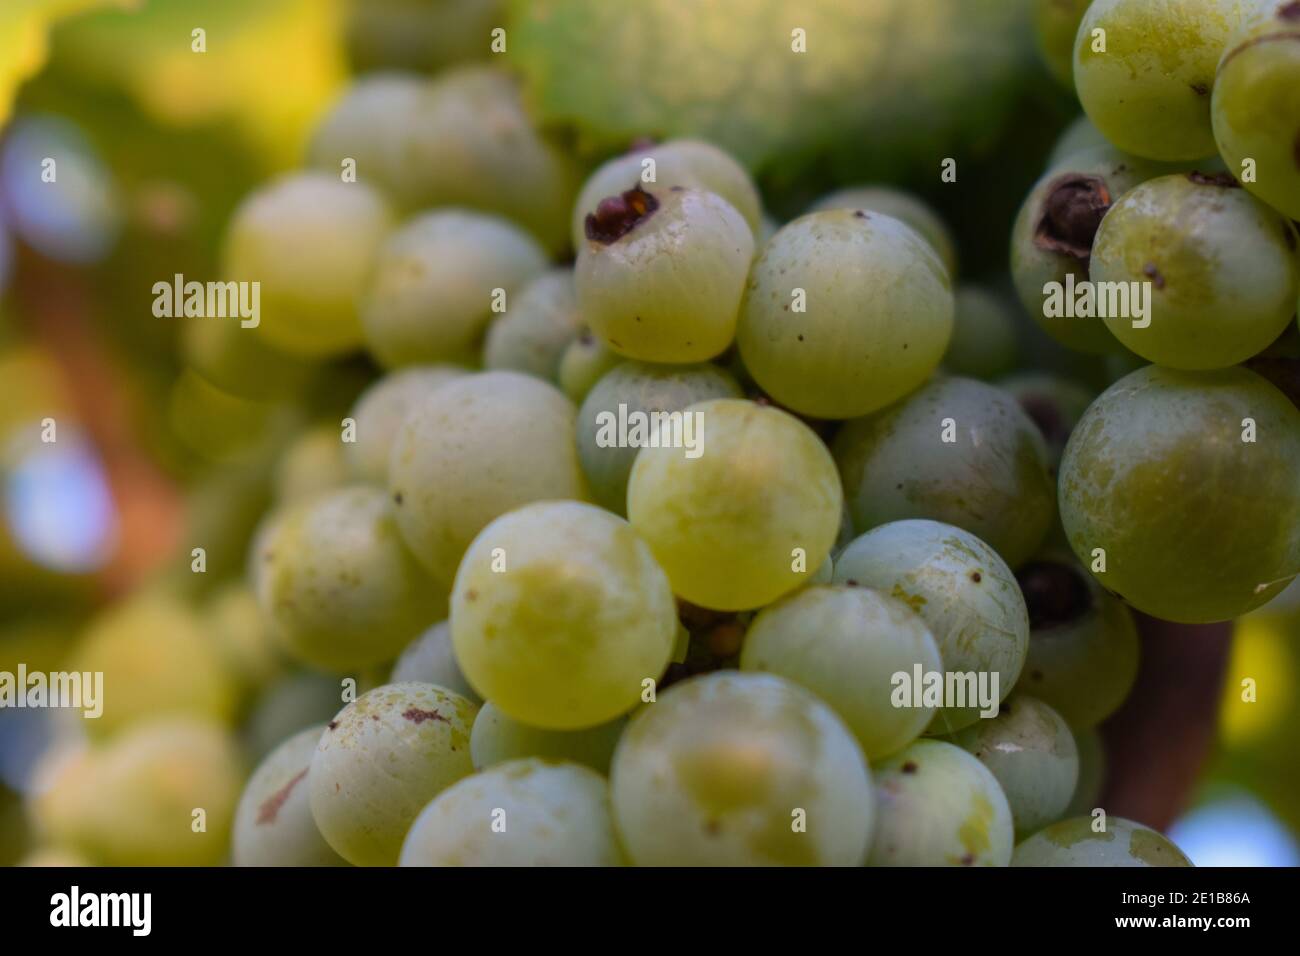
top-left (0, 0), bottom-right (1294, 866)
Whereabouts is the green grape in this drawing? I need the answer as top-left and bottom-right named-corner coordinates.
top-left (1091, 173), bottom-right (1300, 369)
top-left (233, 725), bottom-right (346, 867)
top-left (627, 399), bottom-right (842, 611)
top-left (182, 312), bottom-right (314, 402)
top-left (309, 682), bottom-right (477, 866)
top-left (1013, 816), bottom-right (1192, 867)
top-left (610, 672), bottom-right (874, 866)
top-left (483, 268), bottom-right (582, 381)
top-left (1059, 365), bottom-right (1300, 622)
top-left (997, 372), bottom-right (1097, 470)
top-left (470, 701), bottom-right (625, 773)
top-left (1214, 3), bottom-right (1300, 221)
top-left (222, 172), bottom-right (393, 358)
top-left (576, 186), bottom-right (754, 363)
top-left (737, 209), bottom-right (954, 419)
top-left (1046, 115), bottom-right (1110, 168)
top-left (1067, 728), bottom-right (1106, 817)
top-left (867, 738), bottom-right (1014, 867)
top-left (571, 138), bottom-right (763, 249)
top-left (833, 520), bottom-right (1029, 734)
top-left (401, 66), bottom-right (581, 253)
top-left (400, 759), bottom-right (624, 867)
top-left (243, 672), bottom-right (345, 762)
top-left (390, 620), bottom-right (479, 703)
top-left (167, 371), bottom-right (281, 465)
top-left (345, 0), bottom-right (503, 73)
top-left (204, 582), bottom-right (285, 701)
top-left (360, 210), bottom-right (548, 368)
top-left (272, 423), bottom-right (352, 505)
top-left (1074, 0), bottom-right (1247, 161)
top-left (833, 377), bottom-right (1056, 569)
top-left (576, 359), bottom-right (742, 514)
top-left (71, 591), bottom-right (238, 740)
top-left (942, 287), bottom-right (1019, 380)
top-left (558, 330), bottom-right (622, 402)
top-left (307, 73), bottom-right (428, 207)
top-left (950, 695), bottom-right (1078, 838)
top-left (451, 501), bottom-right (677, 729)
top-left (739, 584), bottom-right (942, 760)
top-left (1032, 0), bottom-right (1092, 87)
top-left (254, 486), bottom-right (445, 671)
top-left (388, 371), bottom-right (588, 586)
top-left (1015, 556), bottom-right (1139, 728)
top-left (31, 719), bottom-right (243, 867)
top-left (344, 365), bottom-right (467, 484)
top-left (807, 186), bottom-right (958, 278)
top-left (1010, 146), bottom-right (1172, 354)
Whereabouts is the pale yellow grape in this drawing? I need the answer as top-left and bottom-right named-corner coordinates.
top-left (30, 719), bottom-right (243, 867)
top-left (344, 365), bottom-right (467, 483)
top-left (558, 331), bottom-right (622, 402)
top-left (451, 501), bottom-right (676, 729)
top-left (233, 725), bottom-right (346, 867)
top-left (483, 269), bottom-right (583, 381)
top-left (737, 210), bottom-right (954, 418)
top-left (71, 591), bottom-right (238, 739)
top-left (627, 399), bottom-right (842, 610)
top-left (272, 423), bottom-right (352, 505)
top-left (1013, 816), bottom-right (1191, 866)
top-left (570, 138), bottom-right (763, 247)
top-left (222, 172), bottom-right (393, 357)
top-left (309, 682), bottom-right (477, 867)
top-left (470, 701), bottom-right (626, 773)
top-left (610, 672), bottom-right (874, 866)
top-left (254, 486), bottom-right (445, 671)
top-left (388, 371), bottom-right (589, 586)
top-left (399, 759), bottom-right (624, 866)
top-left (740, 584), bottom-right (942, 759)
top-left (360, 210), bottom-right (548, 368)
top-left (203, 582), bottom-right (285, 700)
top-left (576, 187), bottom-right (754, 363)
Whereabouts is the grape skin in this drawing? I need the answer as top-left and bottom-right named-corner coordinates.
top-left (254, 485), bottom-right (447, 671)
top-left (833, 377), bottom-right (1056, 570)
top-left (309, 683), bottom-right (478, 867)
top-left (570, 138), bottom-right (763, 248)
top-left (1073, 0), bottom-right (1246, 161)
top-left (400, 759), bottom-right (624, 867)
top-left (807, 186), bottom-right (958, 279)
top-left (1091, 174), bottom-right (1300, 369)
top-left (345, 365), bottom-right (467, 484)
top-left (950, 695), bottom-right (1079, 838)
top-left (1058, 365), bottom-right (1300, 623)
top-left (451, 500), bottom-right (677, 729)
top-left (233, 725), bottom-right (346, 867)
top-left (1013, 816), bottom-right (1191, 867)
top-left (833, 520), bottom-right (1029, 734)
top-left (470, 701), bottom-right (626, 774)
top-left (610, 672), bottom-right (874, 866)
top-left (558, 331), bottom-right (622, 402)
top-left (942, 286), bottom-right (1019, 380)
top-left (388, 371), bottom-right (589, 587)
top-left (627, 399), bottom-right (843, 611)
top-left (867, 739), bottom-right (1015, 867)
top-left (737, 209), bottom-right (954, 419)
top-left (576, 360), bottom-right (742, 515)
top-left (222, 172), bottom-right (393, 357)
top-left (483, 269), bottom-right (583, 382)
top-left (740, 584), bottom-right (943, 760)
top-left (390, 620), bottom-right (480, 704)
